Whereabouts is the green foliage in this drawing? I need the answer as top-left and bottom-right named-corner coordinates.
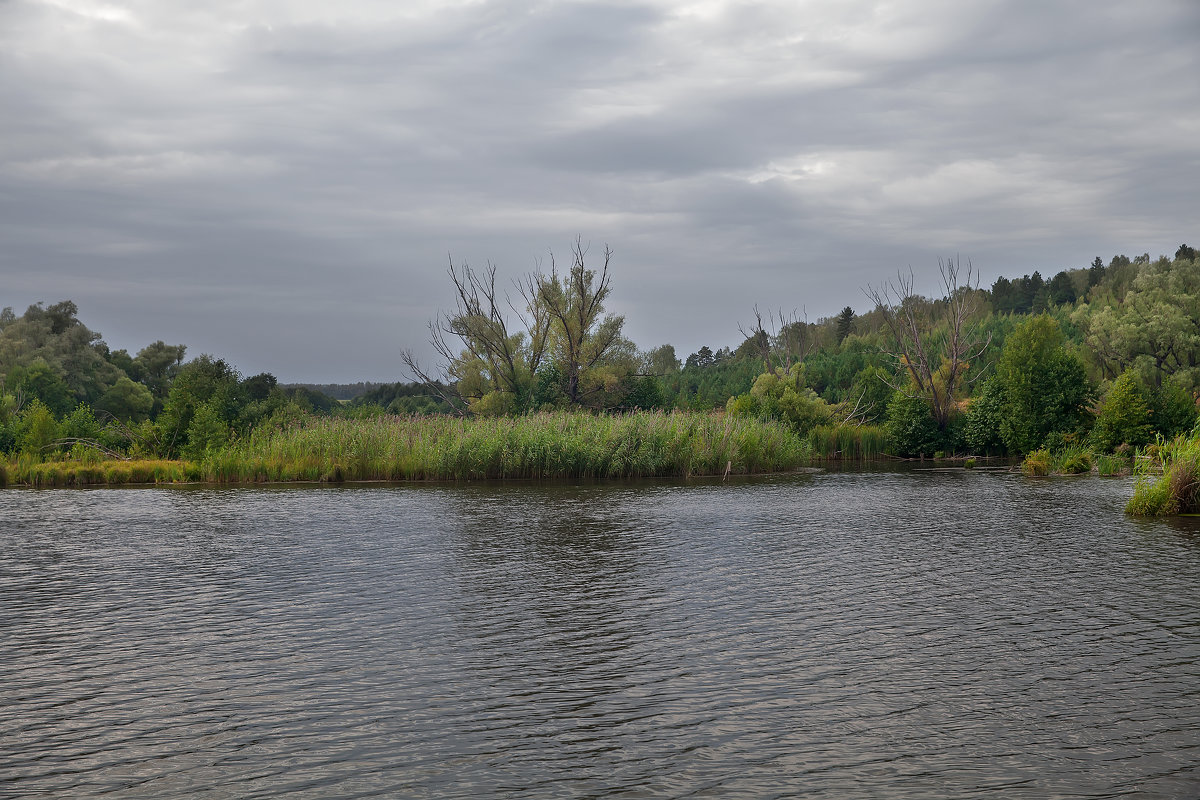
top-left (993, 315), bottom-right (1092, 454)
top-left (1021, 449), bottom-right (1051, 476)
top-left (1092, 370), bottom-right (1155, 453)
top-left (349, 382), bottom-right (450, 415)
top-left (1150, 378), bottom-right (1198, 438)
top-left (1058, 447), bottom-right (1093, 474)
top-left (643, 344), bottom-right (681, 375)
top-left (183, 400), bottom-right (230, 460)
top-left (96, 375), bottom-right (155, 422)
top-left (1127, 432), bottom-right (1200, 515)
top-left (18, 399), bottom-right (60, 456)
top-left (807, 424), bottom-right (886, 460)
top-left (61, 404), bottom-right (103, 443)
top-left (618, 375), bottom-right (666, 411)
top-left (1096, 453), bottom-right (1128, 477)
top-left (6, 359), bottom-right (74, 415)
top-left (963, 377), bottom-right (1007, 454)
top-left (195, 411), bottom-right (811, 482)
top-left (663, 353), bottom-right (761, 410)
top-left (885, 390), bottom-right (942, 457)
top-left (1075, 253), bottom-right (1200, 390)
top-left (156, 355), bottom-right (243, 457)
top-left (726, 365), bottom-right (833, 434)
top-left (835, 307), bottom-right (855, 343)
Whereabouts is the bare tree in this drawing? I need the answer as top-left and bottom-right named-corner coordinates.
top-left (738, 306), bottom-right (815, 374)
top-left (864, 257), bottom-right (992, 430)
top-left (401, 258), bottom-right (549, 416)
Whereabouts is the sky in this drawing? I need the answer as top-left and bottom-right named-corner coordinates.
top-left (2, 0), bottom-right (1197, 383)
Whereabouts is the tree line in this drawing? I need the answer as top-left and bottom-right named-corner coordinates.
top-left (1, 242), bottom-right (1197, 462)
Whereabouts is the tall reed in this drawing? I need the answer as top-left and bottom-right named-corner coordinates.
top-left (1127, 433), bottom-right (1200, 515)
top-left (807, 424), bottom-right (887, 460)
top-left (200, 410), bottom-right (812, 483)
top-left (6, 458), bottom-right (187, 487)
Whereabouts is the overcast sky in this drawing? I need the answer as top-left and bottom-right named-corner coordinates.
top-left (2, 0), bottom-right (1197, 382)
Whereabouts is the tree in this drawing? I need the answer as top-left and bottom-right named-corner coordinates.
top-left (643, 344), bottom-right (681, 376)
top-left (404, 239), bottom-right (634, 414)
top-left (1074, 255), bottom-right (1200, 389)
top-left (96, 376), bottom-right (154, 422)
top-left (0, 301), bottom-right (125, 407)
top-left (534, 240), bottom-right (631, 406)
top-left (133, 341), bottom-right (187, 400)
top-left (992, 315), bottom-right (1092, 454)
top-left (18, 399), bottom-right (60, 456)
top-left (738, 307), bottom-right (815, 374)
top-left (726, 364), bottom-right (832, 434)
top-left (835, 306), bottom-right (855, 344)
top-left (885, 390), bottom-right (942, 457)
top-left (686, 346), bottom-right (715, 369)
top-left (156, 355), bottom-right (243, 456)
top-left (963, 377), bottom-right (1007, 454)
top-left (1092, 370), bottom-right (1154, 452)
top-left (865, 257), bottom-right (992, 432)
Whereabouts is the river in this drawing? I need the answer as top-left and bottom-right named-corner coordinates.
top-left (1, 467), bottom-right (1198, 798)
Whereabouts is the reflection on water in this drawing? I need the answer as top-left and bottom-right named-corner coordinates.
top-left (1, 469), bottom-right (1198, 798)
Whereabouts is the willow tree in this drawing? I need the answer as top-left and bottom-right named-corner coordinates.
top-left (864, 257), bottom-right (992, 431)
top-left (534, 239), bottom-right (631, 406)
top-left (402, 239), bottom-right (633, 414)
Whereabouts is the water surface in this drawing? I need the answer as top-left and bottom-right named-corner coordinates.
top-left (2, 468), bottom-right (1198, 798)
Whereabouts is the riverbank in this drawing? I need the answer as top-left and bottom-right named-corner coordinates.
top-left (2, 411), bottom-right (813, 487)
top-left (1126, 432), bottom-right (1200, 515)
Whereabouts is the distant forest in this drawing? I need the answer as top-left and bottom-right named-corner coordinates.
top-left (280, 382), bottom-right (388, 401)
top-left (2, 242), bottom-right (1197, 461)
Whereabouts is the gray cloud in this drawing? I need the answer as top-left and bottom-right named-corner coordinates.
top-left (1, 0), bottom-right (1197, 381)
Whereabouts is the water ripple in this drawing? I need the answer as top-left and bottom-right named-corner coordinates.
top-left (1, 472), bottom-right (1198, 798)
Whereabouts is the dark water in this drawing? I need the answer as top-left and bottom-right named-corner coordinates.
top-left (1, 468), bottom-right (1198, 798)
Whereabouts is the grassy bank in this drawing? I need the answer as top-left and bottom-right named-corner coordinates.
top-left (1127, 434), bottom-right (1200, 515)
top-left (3, 411), bottom-right (813, 486)
top-left (5, 457), bottom-right (192, 487)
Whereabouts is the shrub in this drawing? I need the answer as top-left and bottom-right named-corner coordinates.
top-left (1022, 449), bottom-right (1051, 476)
top-left (1058, 449), bottom-right (1092, 474)
top-left (1093, 370), bottom-right (1154, 453)
top-left (885, 391), bottom-right (942, 457)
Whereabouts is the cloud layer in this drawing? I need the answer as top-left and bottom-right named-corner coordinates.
top-left (2, 0), bottom-right (1197, 380)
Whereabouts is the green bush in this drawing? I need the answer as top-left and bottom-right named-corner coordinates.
top-left (885, 391), bottom-right (942, 457)
top-left (726, 365), bottom-right (832, 435)
top-left (1093, 370), bottom-right (1154, 453)
top-left (1058, 449), bottom-right (1093, 474)
top-left (1022, 449), bottom-right (1051, 476)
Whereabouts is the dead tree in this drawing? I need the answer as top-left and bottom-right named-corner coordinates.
top-left (863, 257), bottom-right (992, 430)
top-left (738, 306), bottom-right (815, 374)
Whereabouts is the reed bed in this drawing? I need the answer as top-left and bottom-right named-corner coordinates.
top-left (200, 410), bottom-right (811, 483)
top-left (6, 458), bottom-right (188, 487)
top-left (1127, 433), bottom-right (1200, 515)
top-left (807, 424), bottom-right (887, 460)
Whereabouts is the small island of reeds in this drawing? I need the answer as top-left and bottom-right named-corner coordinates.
top-left (3, 411), bottom-right (821, 487)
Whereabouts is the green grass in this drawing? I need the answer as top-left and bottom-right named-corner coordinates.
top-left (1096, 453), bottom-right (1129, 477)
top-left (1127, 434), bottom-right (1200, 515)
top-left (1021, 449), bottom-right (1052, 476)
top-left (807, 424), bottom-right (887, 460)
top-left (3, 411), bottom-right (813, 487)
top-left (199, 411), bottom-right (812, 482)
top-left (6, 457), bottom-right (187, 487)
